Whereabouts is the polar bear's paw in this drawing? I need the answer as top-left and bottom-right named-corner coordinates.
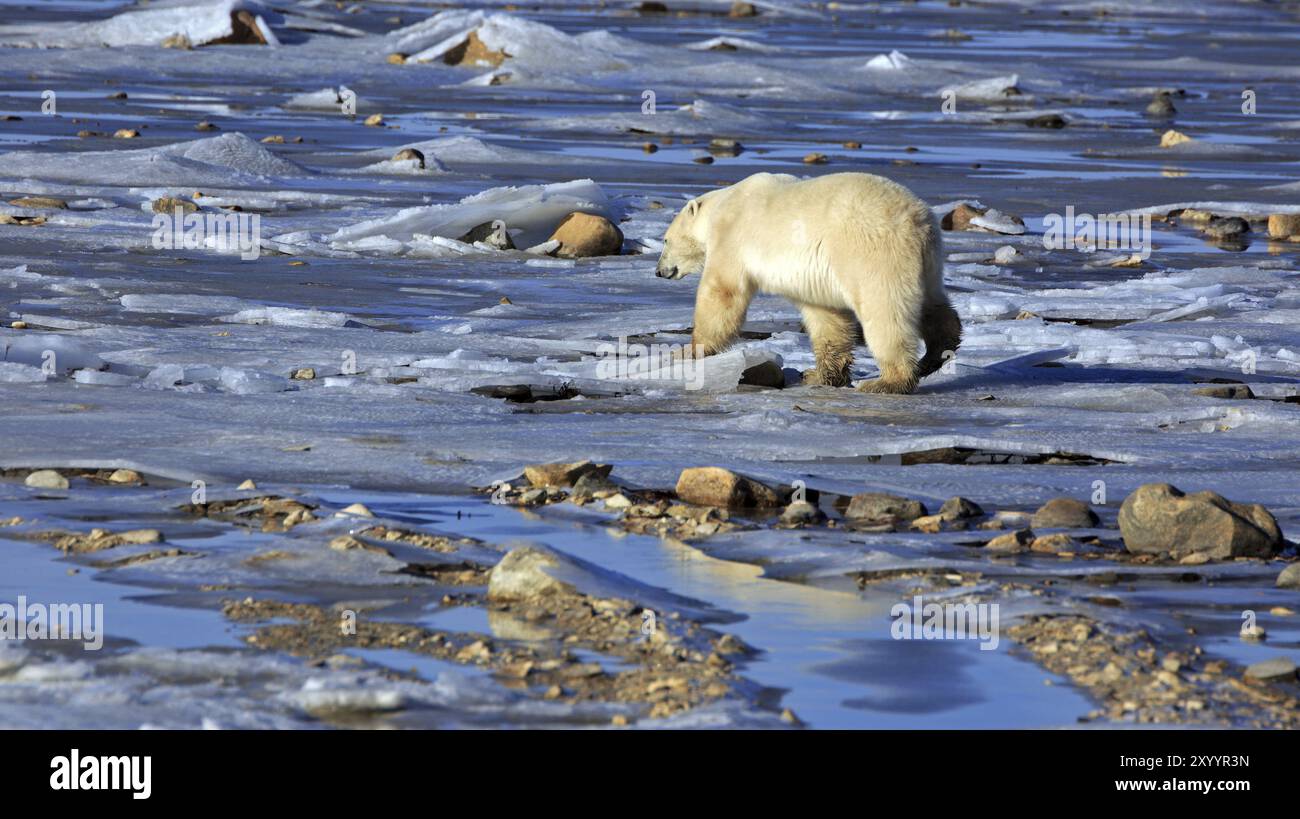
top-left (800, 367), bottom-right (852, 388)
top-left (856, 376), bottom-right (917, 395)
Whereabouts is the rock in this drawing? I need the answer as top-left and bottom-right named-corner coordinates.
top-left (993, 245), bottom-right (1018, 264)
top-left (909, 514), bottom-right (945, 533)
top-left (291, 368), bottom-right (315, 380)
top-left (842, 141), bottom-right (862, 149)
top-left (1024, 113), bottom-right (1066, 129)
top-left (8, 196), bottom-right (67, 209)
top-left (237, 479), bottom-right (258, 490)
top-left (570, 471), bottom-right (621, 501)
top-left (339, 503), bottom-right (374, 517)
top-left (1276, 564), bottom-right (1300, 589)
top-left (523, 460), bottom-right (612, 488)
top-left (1031, 497), bottom-right (1100, 529)
top-left (442, 30), bottom-right (508, 68)
top-left (1267, 213), bottom-right (1300, 240)
top-left (162, 33), bottom-right (193, 49)
top-left (487, 546), bottom-right (573, 602)
top-left (638, 2), bottom-right (670, 13)
top-left (969, 208), bottom-right (1026, 235)
top-left (1203, 216), bottom-right (1249, 239)
top-left (548, 212), bottom-right (623, 258)
top-left (107, 468), bottom-right (142, 484)
top-left (1118, 483), bottom-right (1283, 559)
top-left (1192, 384), bottom-right (1254, 400)
top-left (692, 155), bottom-right (714, 165)
top-left (845, 492), bottom-right (927, 522)
top-left (1177, 208), bottom-right (1215, 223)
top-left (363, 114), bottom-right (384, 127)
top-left (803, 152), bottom-right (828, 164)
top-left (1145, 92), bottom-right (1176, 117)
top-left (985, 529), bottom-right (1034, 554)
top-left (1030, 533), bottom-right (1077, 553)
top-left (729, 1), bottom-right (759, 17)
top-left (708, 138), bottom-right (743, 156)
top-left (941, 203), bottom-right (986, 231)
top-left (113, 129), bottom-right (140, 139)
top-left (675, 467), bottom-right (783, 508)
top-left (1244, 657), bottom-right (1296, 683)
top-left (939, 496), bottom-right (983, 520)
top-left (392, 147), bottom-right (425, 168)
top-left (195, 121), bottom-right (219, 132)
top-left (119, 529), bottom-right (163, 544)
top-left (210, 9), bottom-right (270, 45)
top-left (458, 220), bottom-right (515, 250)
top-left (24, 470), bottom-right (68, 490)
top-left (387, 52), bottom-right (408, 65)
top-left (780, 501), bottom-right (826, 525)
top-left (152, 196), bottom-right (198, 215)
top-left (1160, 129), bottom-right (1192, 148)
top-left (739, 359), bottom-right (785, 388)
top-left (642, 142), bottom-right (658, 154)
top-left (604, 494), bottom-right (633, 510)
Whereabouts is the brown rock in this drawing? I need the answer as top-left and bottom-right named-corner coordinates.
top-left (523, 460), bottom-right (612, 488)
top-left (152, 196), bottom-right (198, 215)
top-left (939, 496), bottom-right (983, 520)
top-left (729, 1), bottom-right (759, 16)
top-left (548, 212), bottom-right (623, 258)
top-left (986, 529), bottom-right (1034, 554)
top-left (1267, 213), bottom-right (1300, 240)
top-left (1031, 497), bottom-right (1099, 529)
top-left (211, 10), bottom-right (269, 46)
top-left (845, 492), bottom-right (927, 522)
top-left (392, 147), bottom-right (425, 168)
top-left (1030, 533), bottom-right (1077, 553)
top-left (1192, 384), bottom-right (1254, 400)
top-left (113, 129), bottom-right (140, 139)
top-left (941, 203), bottom-right (987, 231)
top-left (442, 30), bottom-right (508, 67)
top-left (9, 196), bottom-right (67, 209)
top-left (675, 467), bottom-right (782, 508)
top-left (1119, 483), bottom-right (1283, 559)
top-left (487, 546), bottom-right (572, 602)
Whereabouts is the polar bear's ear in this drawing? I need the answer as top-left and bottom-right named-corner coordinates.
top-left (686, 199), bottom-right (700, 218)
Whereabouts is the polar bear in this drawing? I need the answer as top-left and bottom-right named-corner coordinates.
top-left (655, 172), bottom-right (961, 394)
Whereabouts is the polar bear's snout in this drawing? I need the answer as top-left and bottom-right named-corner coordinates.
top-left (655, 262), bottom-right (679, 279)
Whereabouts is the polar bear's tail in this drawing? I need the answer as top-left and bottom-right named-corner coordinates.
top-left (915, 221), bottom-right (962, 379)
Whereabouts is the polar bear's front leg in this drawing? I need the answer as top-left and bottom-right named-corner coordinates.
top-left (798, 304), bottom-right (856, 387)
top-left (690, 272), bottom-right (754, 357)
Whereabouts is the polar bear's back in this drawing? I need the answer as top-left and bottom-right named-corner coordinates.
top-left (714, 172), bottom-right (939, 306)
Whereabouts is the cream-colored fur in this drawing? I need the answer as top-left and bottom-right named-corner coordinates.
top-left (655, 172), bottom-right (960, 394)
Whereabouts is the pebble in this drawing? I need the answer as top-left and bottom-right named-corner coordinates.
top-left (25, 470), bottom-right (68, 490)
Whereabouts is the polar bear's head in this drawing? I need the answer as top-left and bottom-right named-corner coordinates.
top-left (655, 197), bottom-right (709, 280)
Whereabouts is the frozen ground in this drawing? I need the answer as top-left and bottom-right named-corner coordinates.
top-left (1, 0), bottom-right (1299, 728)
